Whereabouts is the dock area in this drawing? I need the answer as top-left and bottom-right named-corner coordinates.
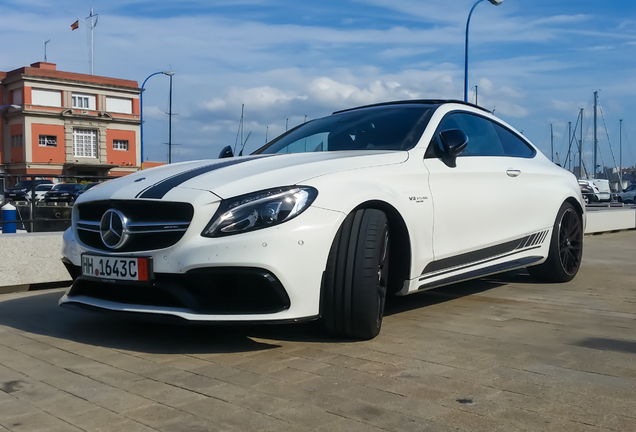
top-left (0, 231), bottom-right (635, 431)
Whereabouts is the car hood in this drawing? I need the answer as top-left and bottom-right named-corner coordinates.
top-left (79, 151), bottom-right (408, 202)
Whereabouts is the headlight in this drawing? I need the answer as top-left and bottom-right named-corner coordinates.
top-left (202, 186), bottom-right (318, 237)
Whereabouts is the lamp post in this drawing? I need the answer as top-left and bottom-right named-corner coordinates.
top-left (140, 70), bottom-right (174, 169)
top-left (464, 0), bottom-right (503, 102)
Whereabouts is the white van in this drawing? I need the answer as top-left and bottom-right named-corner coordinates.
top-left (579, 179), bottom-right (611, 202)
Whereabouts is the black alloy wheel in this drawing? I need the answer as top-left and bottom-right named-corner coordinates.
top-left (527, 202), bottom-right (583, 282)
top-left (557, 207), bottom-right (583, 277)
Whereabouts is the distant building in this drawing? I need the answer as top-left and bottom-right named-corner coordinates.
top-left (0, 62), bottom-right (141, 186)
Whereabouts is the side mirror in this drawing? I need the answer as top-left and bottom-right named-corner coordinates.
top-left (218, 145), bottom-right (234, 159)
top-left (438, 129), bottom-right (468, 168)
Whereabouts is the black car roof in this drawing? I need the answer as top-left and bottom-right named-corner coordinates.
top-left (332, 99), bottom-right (491, 115)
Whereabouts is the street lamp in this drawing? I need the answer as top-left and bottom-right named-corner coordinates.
top-left (464, 0), bottom-right (503, 103)
top-left (140, 70), bottom-right (174, 169)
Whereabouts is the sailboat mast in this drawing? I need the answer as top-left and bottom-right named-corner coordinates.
top-left (241, 104), bottom-right (244, 152)
top-left (550, 123), bottom-right (553, 162)
top-left (579, 108), bottom-right (583, 178)
top-left (568, 122), bottom-right (572, 171)
top-left (593, 91), bottom-right (598, 178)
top-left (619, 119), bottom-right (623, 190)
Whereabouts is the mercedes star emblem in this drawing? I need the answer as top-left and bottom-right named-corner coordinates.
top-left (100, 209), bottom-right (129, 249)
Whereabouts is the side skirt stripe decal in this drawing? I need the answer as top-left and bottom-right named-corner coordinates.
top-left (418, 256), bottom-right (543, 291)
top-left (421, 229), bottom-right (549, 277)
top-left (419, 245), bottom-right (542, 282)
top-left (135, 158), bottom-right (255, 199)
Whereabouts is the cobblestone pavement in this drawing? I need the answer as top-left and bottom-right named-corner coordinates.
top-left (0, 231), bottom-right (635, 431)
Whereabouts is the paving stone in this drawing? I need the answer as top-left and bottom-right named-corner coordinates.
top-left (127, 378), bottom-right (209, 406)
top-left (0, 410), bottom-right (83, 432)
top-left (121, 403), bottom-right (199, 429)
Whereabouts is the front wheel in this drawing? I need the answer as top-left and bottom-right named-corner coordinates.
top-left (528, 202), bottom-right (583, 282)
top-left (322, 209), bottom-right (390, 340)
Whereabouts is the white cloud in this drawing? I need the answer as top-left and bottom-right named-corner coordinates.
top-left (204, 86), bottom-right (306, 112)
top-left (143, 106), bottom-right (166, 120)
top-left (551, 100), bottom-right (588, 112)
top-left (307, 77), bottom-right (419, 107)
top-left (532, 14), bottom-right (590, 26)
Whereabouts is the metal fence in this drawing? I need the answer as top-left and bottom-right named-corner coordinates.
top-left (1, 174), bottom-right (114, 233)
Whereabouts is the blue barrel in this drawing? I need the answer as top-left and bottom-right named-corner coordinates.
top-left (1, 203), bottom-right (17, 234)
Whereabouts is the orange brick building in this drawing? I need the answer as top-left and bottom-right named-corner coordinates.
top-left (0, 62), bottom-right (141, 185)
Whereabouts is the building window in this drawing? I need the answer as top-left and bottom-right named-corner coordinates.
top-left (113, 139), bottom-right (129, 151)
top-left (106, 97), bottom-right (133, 114)
top-left (12, 89), bottom-right (23, 105)
top-left (72, 93), bottom-right (96, 110)
top-left (11, 135), bottom-right (23, 147)
top-left (39, 135), bottom-right (58, 147)
top-left (73, 129), bottom-right (97, 158)
top-left (32, 89), bottom-right (61, 107)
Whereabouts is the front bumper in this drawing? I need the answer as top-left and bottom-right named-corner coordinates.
top-left (60, 205), bottom-right (345, 322)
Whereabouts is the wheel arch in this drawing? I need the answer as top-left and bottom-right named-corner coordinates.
top-left (349, 200), bottom-right (412, 295)
top-left (565, 196), bottom-right (584, 217)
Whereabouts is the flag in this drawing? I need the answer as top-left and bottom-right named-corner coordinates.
top-left (71, 20), bottom-right (79, 31)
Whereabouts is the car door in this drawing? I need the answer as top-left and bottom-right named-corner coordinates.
top-left (423, 111), bottom-right (546, 272)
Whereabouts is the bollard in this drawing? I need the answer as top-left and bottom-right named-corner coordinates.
top-left (1, 203), bottom-right (17, 234)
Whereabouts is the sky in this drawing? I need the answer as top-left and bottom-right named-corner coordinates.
top-left (1, 0), bottom-right (636, 172)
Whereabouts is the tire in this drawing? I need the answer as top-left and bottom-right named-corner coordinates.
top-left (322, 209), bottom-right (390, 340)
top-left (527, 202), bottom-right (583, 282)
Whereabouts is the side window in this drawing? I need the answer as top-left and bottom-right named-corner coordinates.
top-left (493, 123), bottom-right (535, 158)
top-left (438, 113), bottom-right (504, 157)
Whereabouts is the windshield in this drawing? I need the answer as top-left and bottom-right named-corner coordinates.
top-left (14, 181), bottom-right (33, 189)
top-left (53, 184), bottom-right (78, 191)
top-left (254, 105), bottom-right (433, 155)
top-left (35, 185), bottom-right (52, 191)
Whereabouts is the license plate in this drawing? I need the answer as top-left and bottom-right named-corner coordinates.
top-left (82, 255), bottom-right (150, 281)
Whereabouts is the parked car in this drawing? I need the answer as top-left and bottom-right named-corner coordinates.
top-left (25, 184), bottom-right (54, 201)
top-left (4, 179), bottom-right (53, 201)
top-left (618, 184), bottom-right (636, 203)
top-left (44, 183), bottom-right (85, 204)
top-left (59, 100), bottom-right (585, 339)
top-left (74, 182), bottom-right (100, 198)
top-left (578, 179), bottom-right (612, 202)
top-left (579, 182), bottom-right (595, 204)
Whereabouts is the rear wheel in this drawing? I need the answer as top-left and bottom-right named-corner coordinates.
top-left (322, 209), bottom-right (389, 340)
top-left (528, 202), bottom-right (583, 282)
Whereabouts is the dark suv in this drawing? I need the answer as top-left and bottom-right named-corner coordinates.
top-left (4, 179), bottom-right (54, 201)
top-left (44, 183), bottom-right (85, 204)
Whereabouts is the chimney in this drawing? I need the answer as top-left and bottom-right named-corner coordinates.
top-left (30, 62), bottom-right (57, 71)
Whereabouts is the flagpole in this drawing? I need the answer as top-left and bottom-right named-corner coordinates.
top-left (89, 8), bottom-right (94, 74)
top-left (90, 8), bottom-right (94, 74)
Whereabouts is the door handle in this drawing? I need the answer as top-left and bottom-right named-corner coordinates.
top-left (506, 169), bottom-right (521, 177)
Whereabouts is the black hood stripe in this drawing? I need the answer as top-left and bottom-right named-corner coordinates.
top-left (136, 158), bottom-right (255, 199)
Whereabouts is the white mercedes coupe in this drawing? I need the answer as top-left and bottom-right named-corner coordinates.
top-left (60, 100), bottom-right (585, 339)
